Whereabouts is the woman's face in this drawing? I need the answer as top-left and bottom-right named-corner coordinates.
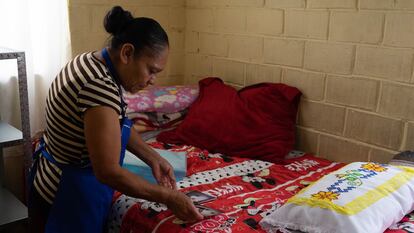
top-left (120, 46), bottom-right (169, 93)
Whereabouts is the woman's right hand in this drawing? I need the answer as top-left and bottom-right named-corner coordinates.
top-left (166, 191), bottom-right (204, 222)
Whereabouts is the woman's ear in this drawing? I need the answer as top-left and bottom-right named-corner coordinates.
top-left (119, 43), bottom-right (135, 64)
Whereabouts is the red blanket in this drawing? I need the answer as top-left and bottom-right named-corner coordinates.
top-left (107, 142), bottom-right (414, 233)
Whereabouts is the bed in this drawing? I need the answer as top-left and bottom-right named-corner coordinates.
top-left (107, 80), bottom-right (414, 233)
top-left (106, 141), bottom-right (414, 233)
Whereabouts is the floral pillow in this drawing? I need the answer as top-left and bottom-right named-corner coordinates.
top-left (124, 85), bottom-right (199, 113)
top-left (260, 162), bottom-right (414, 233)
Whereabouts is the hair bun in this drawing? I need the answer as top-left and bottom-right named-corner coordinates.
top-left (104, 6), bottom-right (133, 35)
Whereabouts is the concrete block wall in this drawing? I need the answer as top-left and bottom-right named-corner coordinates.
top-left (184, 0), bottom-right (414, 163)
top-left (68, 0), bottom-right (414, 163)
top-left (68, 0), bottom-right (186, 85)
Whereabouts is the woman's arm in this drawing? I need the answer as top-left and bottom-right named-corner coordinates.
top-left (84, 106), bottom-right (202, 221)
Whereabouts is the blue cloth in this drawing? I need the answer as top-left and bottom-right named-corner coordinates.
top-left (122, 149), bottom-right (187, 184)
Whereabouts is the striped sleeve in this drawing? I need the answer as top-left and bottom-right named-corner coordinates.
top-left (78, 77), bottom-right (121, 116)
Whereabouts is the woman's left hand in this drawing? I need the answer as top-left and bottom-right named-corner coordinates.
top-left (151, 156), bottom-right (177, 190)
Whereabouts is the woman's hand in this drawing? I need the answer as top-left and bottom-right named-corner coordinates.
top-left (151, 156), bottom-right (177, 190)
top-left (166, 191), bottom-right (204, 222)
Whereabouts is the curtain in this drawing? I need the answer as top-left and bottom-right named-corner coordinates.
top-left (0, 0), bottom-right (71, 134)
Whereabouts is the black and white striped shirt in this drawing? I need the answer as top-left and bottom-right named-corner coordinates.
top-left (34, 52), bottom-right (123, 204)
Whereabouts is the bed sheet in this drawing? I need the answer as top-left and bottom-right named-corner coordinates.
top-left (107, 142), bottom-right (414, 233)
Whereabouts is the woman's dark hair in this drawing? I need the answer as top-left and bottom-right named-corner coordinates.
top-left (104, 6), bottom-right (169, 57)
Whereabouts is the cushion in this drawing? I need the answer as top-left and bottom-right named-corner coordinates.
top-left (260, 162), bottom-right (414, 233)
top-left (124, 85), bottom-right (199, 113)
top-left (122, 148), bottom-right (187, 184)
top-left (157, 77), bottom-right (301, 163)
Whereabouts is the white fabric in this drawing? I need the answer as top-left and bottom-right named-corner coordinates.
top-left (260, 162), bottom-right (414, 233)
top-left (0, 0), bottom-right (71, 134)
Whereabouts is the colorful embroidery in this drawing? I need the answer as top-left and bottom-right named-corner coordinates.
top-left (311, 163), bottom-right (388, 201)
top-left (361, 163), bottom-right (388, 172)
top-left (311, 191), bottom-right (339, 201)
top-left (288, 163), bottom-right (414, 216)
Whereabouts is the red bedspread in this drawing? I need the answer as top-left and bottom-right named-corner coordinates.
top-left (107, 142), bottom-right (414, 233)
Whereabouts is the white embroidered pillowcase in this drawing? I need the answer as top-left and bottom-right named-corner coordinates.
top-left (260, 162), bottom-right (414, 233)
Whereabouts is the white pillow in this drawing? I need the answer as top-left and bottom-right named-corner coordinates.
top-left (260, 162), bottom-right (414, 233)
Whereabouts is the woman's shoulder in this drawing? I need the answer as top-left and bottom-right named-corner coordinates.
top-left (71, 52), bottom-right (117, 88)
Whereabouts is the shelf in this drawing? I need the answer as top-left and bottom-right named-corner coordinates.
top-left (0, 48), bottom-right (31, 227)
top-left (0, 186), bottom-right (27, 225)
top-left (0, 121), bottom-right (23, 147)
top-left (0, 47), bottom-right (18, 53)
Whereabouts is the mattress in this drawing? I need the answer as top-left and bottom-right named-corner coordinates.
top-left (107, 141), bottom-right (414, 233)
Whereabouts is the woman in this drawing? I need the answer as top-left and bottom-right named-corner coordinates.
top-left (28, 6), bottom-right (203, 233)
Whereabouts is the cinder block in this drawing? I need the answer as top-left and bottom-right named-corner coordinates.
top-left (91, 6), bottom-right (109, 34)
top-left (360, 0), bottom-right (394, 9)
top-left (185, 75), bottom-right (205, 85)
top-left (167, 53), bottom-right (185, 76)
top-left (134, 7), bottom-right (170, 29)
top-left (345, 110), bottom-right (404, 150)
top-left (186, 9), bottom-right (213, 31)
top-left (285, 10), bottom-right (329, 39)
top-left (154, 0), bottom-right (185, 6)
top-left (355, 46), bottom-right (413, 82)
top-left (264, 38), bottom-right (304, 67)
top-left (369, 148), bottom-right (398, 163)
top-left (298, 101), bottom-right (346, 135)
top-left (194, 0), bottom-right (226, 6)
top-left (245, 64), bottom-right (282, 85)
top-left (157, 75), bottom-right (184, 86)
top-left (246, 8), bottom-right (283, 35)
top-left (384, 13), bottom-right (414, 48)
top-left (212, 59), bottom-right (245, 85)
top-left (69, 5), bottom-right (91, 33)
top-left (266, 0), bottom-right (306, 8)
top-left (330, 12), bottom-right (384, 44)
top-left (225, 82), bottom-right (244, 90)
top-left (326, 75), bottom-right (379, 110)
top-left (395, 0), bottom-right (414, 9)
top-left (169, 7), bottom-right (186, 29)
top-left (304, 42), bottom-right (354, 74)
top-left (186, 0), bottom-right (198, 7)
top-left (71, 32), bottom-right (106, 55)
top-left (228, 35), bottom-right (263, 62)
top-left (308, 0), bottom-right (357, 9)
top-left (319, 135), bottom-right (370, 162)
top-left (185, 54), bottom-right (212, 77)
top-left (184, 75), bottom-right (196, 84)
top-left (404, 122), bottom-right (414, 150)
top-left (214, 8), bottom-right (246, 32)
top-left (227, 0), bottom-right (264, 7)
top-left (185, 31), bottom-right (199, 53)
top-left (169, 30), bottom-right (185, 52)
top-left (196, 0), bottom-right (223, 7)
top-left (296, 127), bottom-right (319, 155)
top-left (379, 83), bottom-right (414, 120)
top-left (283, 69), bottom-right (325, 101)
top-left (199, 33), bottom-right (228, 57)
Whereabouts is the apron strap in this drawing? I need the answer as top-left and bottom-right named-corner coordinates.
top-left (119, 117), bottom-right (133, 165)
top-left (102, 48), bottom-right (127, 118)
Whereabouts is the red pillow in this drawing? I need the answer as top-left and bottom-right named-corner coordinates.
top-left (157, 78), bottom-right (302, 163)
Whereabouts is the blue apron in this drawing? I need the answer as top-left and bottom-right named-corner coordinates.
top-left (29, 48), bottom-right (130, 233)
